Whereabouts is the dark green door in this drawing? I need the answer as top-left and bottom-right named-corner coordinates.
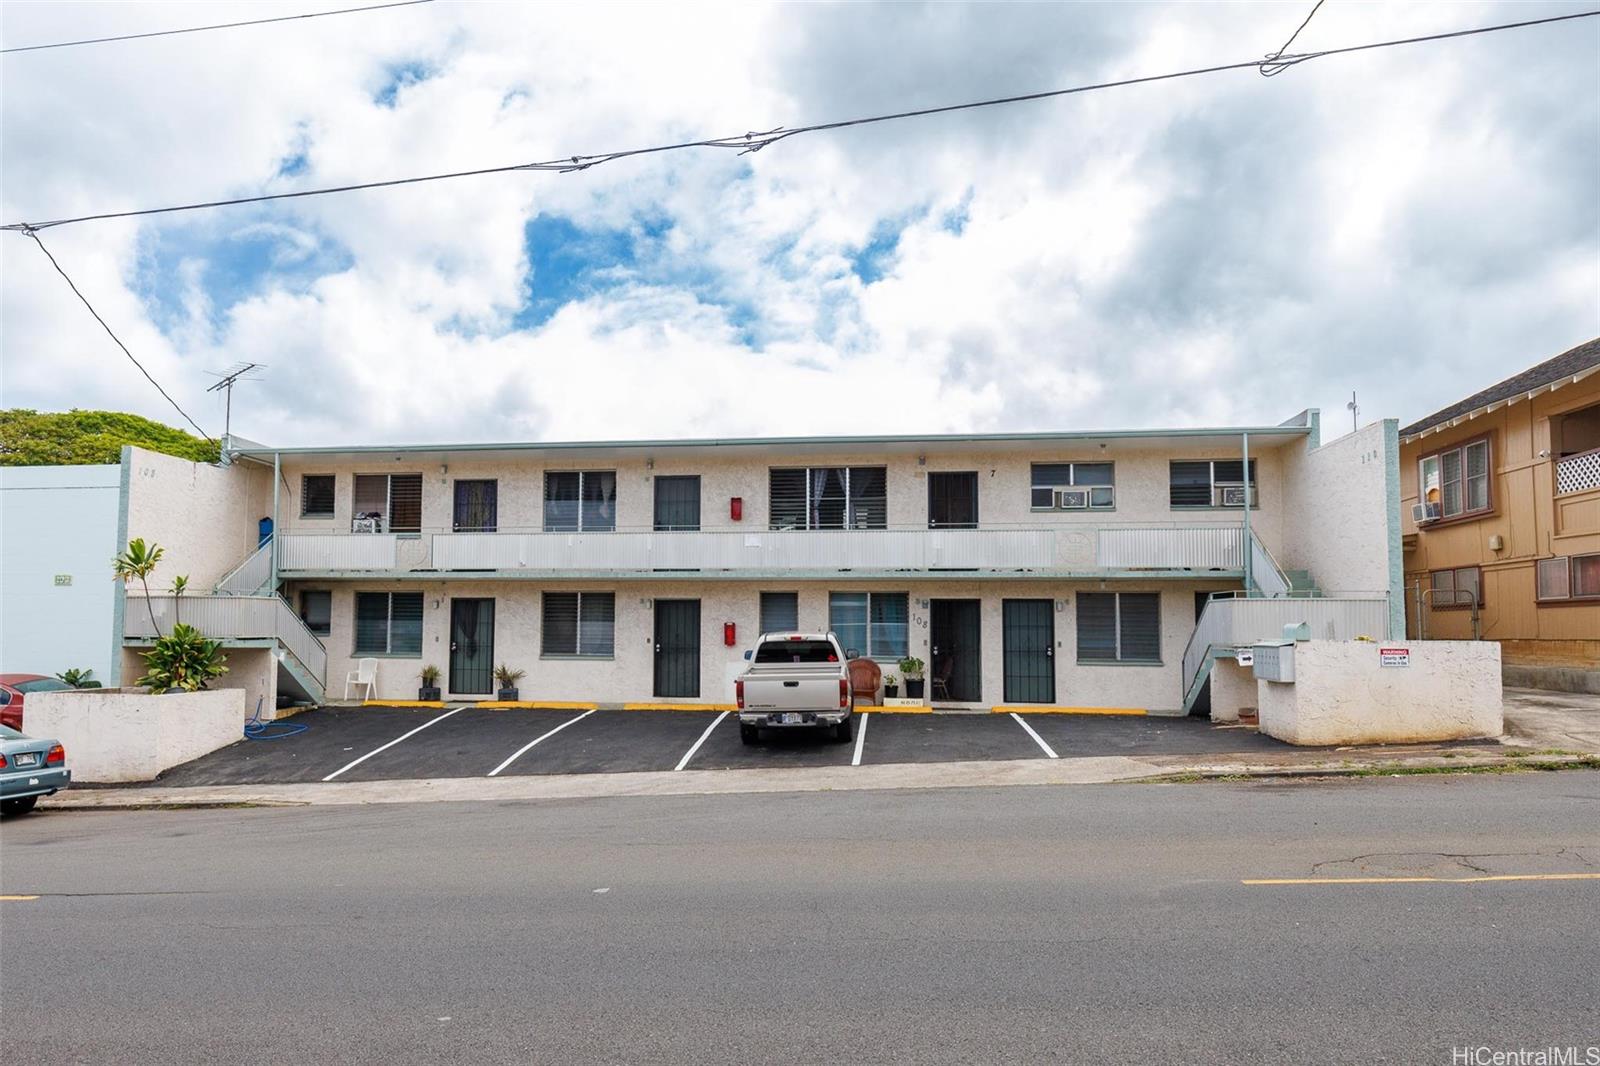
top-left (928, 472), bottom-right (978, 529)
top-left (449, 598), bottom-right (495, 695)
top-left (1002, 599), bottom-right (1055, 704)
top-left (930, 599), bottom-right (982, 702)
top-left (654, 599), bottom-right (701, 698)
top-left (654, 476), bottom-right (701, 531)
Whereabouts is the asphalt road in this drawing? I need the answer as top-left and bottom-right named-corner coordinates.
top-left (4, 772), bottom-right (1598, 1064)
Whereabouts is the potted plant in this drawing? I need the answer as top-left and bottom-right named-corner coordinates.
top-left (494, 663), bottom-right (526, 701)
top-left (883, 673), bottom-right (900, 698)
top-left (418, 664), bottom-right (442, 702)
top-left (899, 656), bottom-right (925, 700)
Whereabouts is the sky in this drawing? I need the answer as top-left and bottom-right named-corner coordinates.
top-left (1, 0), bottom-right (1596, 448)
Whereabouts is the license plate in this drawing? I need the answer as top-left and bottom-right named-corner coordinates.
top-left (12, 752), bottom-right (39, 767)
top-left (781, 713), bottom-right (801, 725)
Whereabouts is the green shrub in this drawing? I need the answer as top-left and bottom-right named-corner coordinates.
top-left (138, 623), bottom-right (229, 693)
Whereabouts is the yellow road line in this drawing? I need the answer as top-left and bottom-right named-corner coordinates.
top-left (1244, 873), bottom-right (1600, 886)
top-left (990, 705), bottom-right (1147, 716)
top-left (0, 895), bottom-right (40, 901)
top-left (477, 700), bottom-right (599, 710)
top-left (621, 702), bottom-right (738, 712)
top-left (362, 700), bottom-right (445, 708)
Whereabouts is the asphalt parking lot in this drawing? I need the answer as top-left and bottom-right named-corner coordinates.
top-left (151, 706), bottom-right (1294, 787)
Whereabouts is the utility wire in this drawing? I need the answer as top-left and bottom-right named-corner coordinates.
top-left (22, 231), bottom-right (216, 445)
top-left (1262, 0), bottom-right (1327, 76)
top-left (0, 0), bottom-right (434, 55)
top-left (3, 7), bottom-right (1596, 234)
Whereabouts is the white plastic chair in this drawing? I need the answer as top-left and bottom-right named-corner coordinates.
top-left (344, 658), bottom-right (378, 701)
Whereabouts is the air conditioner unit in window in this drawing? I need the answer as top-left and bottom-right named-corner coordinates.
top-left (1056, 488), bottom-right (1090, 510)
top-left (1216, 485), bottom-right (1249, 507)
top-left (1412, 502), bottom-right (1442, 526)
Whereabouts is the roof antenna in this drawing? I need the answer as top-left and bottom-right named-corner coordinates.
top-left (204, 362), bottom-right (265, 455)
top-left (1347, 390), bottom-right (1359, 433)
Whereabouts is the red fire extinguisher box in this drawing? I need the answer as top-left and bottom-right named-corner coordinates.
top-left (723, 622), bottom-right (737, 646)
top-left (730, 497), bottom-right (743, 521)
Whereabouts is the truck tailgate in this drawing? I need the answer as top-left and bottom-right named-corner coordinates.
top-left (741, 665), bottom-right (842, 711)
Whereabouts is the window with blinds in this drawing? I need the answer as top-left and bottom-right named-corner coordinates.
top-left (545, 472), bottom-right (617, 531)
top-left (827, 592), bottom-right (907, 658)
top-left (1536, 554), bottom-right (1600, 602)
top-left (1076, 592), bottom-right (1161, 664)
top-left (769, 467), bottom-right (887, 530)
top-left (541, 592), bottom-right (615, 656)
top-left (301, 475), bottom-right (335, 518)
top-left (1169, 460), bottom-right (1257, 508)
top-left (759, 591), bottom-right (799, 634)
top-left (353, 592), bottom-right (422, 655)
top-left (1419, 438), bottom-right (1491, 520)
top-left (351, 473), bottom-right (422, 532)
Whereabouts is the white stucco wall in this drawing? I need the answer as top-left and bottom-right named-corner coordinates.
top-left (124, 446), bottom-right (272, 590)
top-left (0, 463), bottom-right (122, 680)
top-left (1256, 640), bottom-right (1502, 746)
top-left (291, 577), bottom-right (1237, 711)
top-left (26, 687), bottom-right (245, 783)
top-left (1208, 656), bottom-right (1258, 724)
top-left (1278, 421), bottom-right (1395, 598)
top-left (119, 645), bottom-right (277, 723)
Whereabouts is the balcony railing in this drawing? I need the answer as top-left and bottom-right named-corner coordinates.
top-left (123, 594), bottom-right (328, 686)
top-left (1556, 448), bottom-right (1600, 495)
top-left (271, 524), bottom-right (1249, 575)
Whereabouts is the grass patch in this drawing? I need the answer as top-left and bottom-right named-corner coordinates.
top-left (1137, 755), bottom-right (1600, 785)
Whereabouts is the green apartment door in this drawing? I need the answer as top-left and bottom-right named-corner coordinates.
top-left (930, 599), bottom-right (982, 702)
top-left (449, 598), bottom-right (495, 695)
top-left (1002, 599), bottom-right (1055, 704)
top-left (653, 599), bottom-right (701, 698)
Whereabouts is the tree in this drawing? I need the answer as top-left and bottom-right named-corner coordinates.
top-left (114, 538), bottom-right (165, 635)
top-left (0, 409), bottom-right (219, 466)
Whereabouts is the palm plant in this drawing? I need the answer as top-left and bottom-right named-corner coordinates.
top-left (171, 574), bottom-right (188, 625)
top-left (113, 538), bottom-right (165, 635)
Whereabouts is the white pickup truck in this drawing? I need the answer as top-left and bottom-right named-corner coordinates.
top-left (735, 632), bottom-right (855, 744)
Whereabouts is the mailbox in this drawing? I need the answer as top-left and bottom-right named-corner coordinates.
top-left (1252, 641), bottom-right (1296, 683)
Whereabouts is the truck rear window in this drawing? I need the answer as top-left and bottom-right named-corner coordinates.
top-left (754, 641), bottom-right (838, 664)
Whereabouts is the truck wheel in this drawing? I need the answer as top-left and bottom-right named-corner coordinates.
top-left (1, 796), bottom-right (38, 816)
top-left (740, 723), bottom-right (759, 745)
top-left (833, 718), bottom-right (854, 743)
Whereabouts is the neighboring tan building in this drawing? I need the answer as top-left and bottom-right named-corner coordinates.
top-left (1399, 336), bottom-right (1600, 693)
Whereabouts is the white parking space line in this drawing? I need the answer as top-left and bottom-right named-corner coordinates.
top-left (1009, 712), bottom-right (1059, 760)
top-left (674, 711), bottom-right (731, 772)
top-left (322, 707), bottom-right (465, 781)
top-left (851, 712), bottom-right (869, 766)
top-left (486, 709), bottom-right (598, 777)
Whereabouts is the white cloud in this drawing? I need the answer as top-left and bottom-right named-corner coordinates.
top-left (1, 0), bottom-right (1595, 446)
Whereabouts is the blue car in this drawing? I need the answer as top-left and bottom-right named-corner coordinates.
top-left (0, 723), bottom-right (70, 816)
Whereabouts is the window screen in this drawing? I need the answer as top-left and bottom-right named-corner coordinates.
top-left (301, 475), bottom-right (335, 518)
top-left (1077, 592), bottom-right (1160, 663)
top-left (545, 472), bottom-right (615, 531)
top-left (541, 592), bottom-right (615, 656)
top-left (1537, 557), bottom-right (1571, 601)
top-left (827, 592), bottom-right (907, 658)
top-left (1032, 463), bottom-right (1116, 509)
top-left (299, 590), bottom-right (331, 635)
top-left (1420, 438), bottom-right (1491, 519)
top-left (353, 592), bottom-right (421, 655)
top-left (768, 467), bottom-right (887, 530)
top-left (1574, 555), bottom-right (1600, 598)
top-left (759, 592), bottom-right (799, 634)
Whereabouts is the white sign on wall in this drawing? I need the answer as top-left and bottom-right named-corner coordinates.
top-left (53, 574), bottom-right (72, 586)
top-left (1379, 647), bottom-right (1410, 668)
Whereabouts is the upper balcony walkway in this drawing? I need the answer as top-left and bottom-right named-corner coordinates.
top-left (268, 523), bottom-right (1250, 579)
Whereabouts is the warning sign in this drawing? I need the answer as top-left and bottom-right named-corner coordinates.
top-left (1379, 647), bottom-right (1410, 668)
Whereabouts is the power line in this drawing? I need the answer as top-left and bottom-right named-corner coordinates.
top-left (0, 0), bottom-right (435, 55)
top-left (22, 231), bottom-right (216, 445)
top-left (3, 7), bottom-right (1596, 234)
top-left (1262, 0), bottom-right (1328, 77)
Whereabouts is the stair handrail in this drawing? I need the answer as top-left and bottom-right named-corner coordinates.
top-left (1248, 532), bottom-right (1292, 598)
top-left (215, 542), bottom-right (272, 595)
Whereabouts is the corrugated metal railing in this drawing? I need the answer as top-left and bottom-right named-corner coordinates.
top-left (215, 542), bottom-right (271, 594)
top-left (1249, 534), bottom-right (1292, 598)
top-left (123, 594), bottom-right (327, 687)
top-left (1180, 595), bottom-right (1390, 710)
top-left (272, 526), bottom-right (1251, 574)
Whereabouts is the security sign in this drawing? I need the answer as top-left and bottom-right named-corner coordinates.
top-left (1379, 647), bottom-right (1410, 668)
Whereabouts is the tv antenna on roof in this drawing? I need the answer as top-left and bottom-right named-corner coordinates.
top-left (1347, 391), bottom-right (1359, 433)
top-left (204, 362), bottom-right (265, 446)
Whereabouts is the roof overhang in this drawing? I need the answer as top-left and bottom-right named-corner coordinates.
top-left (229, 426), bottom-right (1312, 465)
top-left (1401, 364), bottom-right (1600, 445)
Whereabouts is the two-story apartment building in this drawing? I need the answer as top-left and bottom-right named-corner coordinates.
top-left (103, 406), bottom-right (1395, 716)
top-left (1401, 336), bottom-right (1600, 692)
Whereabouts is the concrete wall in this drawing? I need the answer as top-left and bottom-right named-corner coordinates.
top-left (1279, 420), bottom-right (1399, 606)
top-left (274, 441), bottom-right (1295, 557)
top-left (1256, 641), bottom-right (1502, 746)
top-left (119, 645), bottom-right (278, 722)
top-left (25, 687), bottom-right (245, 783)
top-left (1208, 657), bottom-right (1257, 724)
top-left (0, 463), bottom-right (123, 680)
top-left (123, 446), bottom-right (273, 590)
top-left (288, 577), bottom-right (1239, 711)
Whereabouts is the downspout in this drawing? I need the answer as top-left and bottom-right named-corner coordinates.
top-left (271, 451), bottom-right (281, 596)
top-left (1241, 431), bottom-right (1253, 596)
